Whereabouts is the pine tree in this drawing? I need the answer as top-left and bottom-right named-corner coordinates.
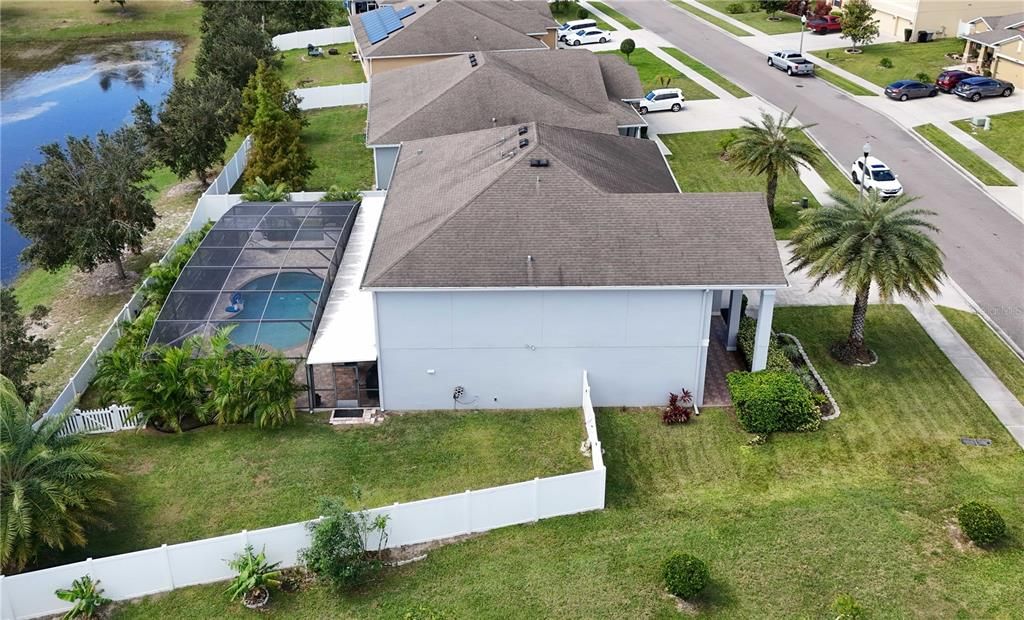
top-left (244, 62), bottom-right (316, 189)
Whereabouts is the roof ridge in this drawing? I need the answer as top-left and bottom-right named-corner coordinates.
top-left (485, 53), bottom-right (610, 116)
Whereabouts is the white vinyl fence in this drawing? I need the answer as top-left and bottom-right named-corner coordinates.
top-left (272, 26), bottom-right (354, 51)
top-left (202, 135), bottom-right (252, 196)
top-left (296, 82), bottom-right (370, 109)
top-left (55, 405), bottom-right (141, 437)
top-left (2, 377), bottom-right (605, 620)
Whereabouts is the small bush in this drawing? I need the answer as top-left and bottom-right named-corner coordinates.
top-left (878, 57), bottom-right (894, 68)
top-left (242, 176), bottom-right (291, 202)
top-left (717, 129), bottom-right (740, 156)
top-left (225, 545), bottom-right (282, 603)
top-left (727, 370), bottom-right (820, 433)
top-left (737, 315), bottom-right (791, 373)
top-left (956, 501), bottom-right (1006, 546)
top-left (322, 186), bottom-right (361, 201)
top-left (300, 496), bottom-right (390, 590)
top-left (663, 388), bottom-right (694, 424)
top-left (577, 7), bottom-right (589, 19)
top-left (55, 575), bottom-right (111, 620)
top-left (662, 553), bottom-right (709, 599)
top-left (725, 2), bottom-right (747, 13)
top-left (832, 593), bottom-right (865, 619)
top-left (915, 72), bottom-right (932, 83)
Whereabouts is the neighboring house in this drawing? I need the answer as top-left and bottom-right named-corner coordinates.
top-left (960, 12), bottom-right (1024, 87)
top-left (351, 0), bottom-right (559, 78)
top-left (366, 49), bottom-right (646, 189)
top-left (833, 0), bottom-right (1023, 40)
top-left (357, 122), bottom-right (787, 411)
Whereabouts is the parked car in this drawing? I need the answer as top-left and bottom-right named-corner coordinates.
top-left (807, 15), bottom-right (841, 34)
top-left (557, 19), bottom-right (597, 41)
top-left (953, 76), bottom-right (1015, 101)
top-left (883, 80), bottom-right (938, 101)
top-left (564, 27), bottom-right (612, 46)
top-left (767, 50), bottom-right (814, 76)
top-left (637, 88), bottom-right (685, 115)
top-left (935, 70), bottom-right (977, 93)
top-left (850, 156), bottom-right (903, 198)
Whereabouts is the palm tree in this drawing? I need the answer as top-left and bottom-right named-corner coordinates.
top-left (729, 109), bottom-right (818, 216)
top-left (788, 191), bottom-right (945, 363)
top-left (123, 337), bottom-right (207, 432)
top-left (0, 375), bottom-right (115, 573)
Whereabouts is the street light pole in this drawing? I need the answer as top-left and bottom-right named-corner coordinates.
top-left (800, 15), bottom-right (807, 55)
top-left (859, 142), bottom-right (871, 200)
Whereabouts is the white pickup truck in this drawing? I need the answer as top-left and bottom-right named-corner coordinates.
top-left (767, 50), bottom-right (814, 76)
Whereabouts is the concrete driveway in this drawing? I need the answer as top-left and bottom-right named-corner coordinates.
top-left (607, 0), bottom-right (1024, 349)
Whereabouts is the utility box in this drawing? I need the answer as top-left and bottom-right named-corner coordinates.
top-left (971, 116), bottom-right (991, 130)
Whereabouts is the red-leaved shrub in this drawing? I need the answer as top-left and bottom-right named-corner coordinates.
top-left (663, 389), bottom-right (694, 425)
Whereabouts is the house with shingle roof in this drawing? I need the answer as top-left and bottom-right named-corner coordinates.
top-left (366, 49), bottom-right (646, 188)
top-left (960, 11), bottom-right (1024, 87)
top-left (351, 122), bottom-right (787, 410)
top-left (351, 0), bottom-right (559, 78)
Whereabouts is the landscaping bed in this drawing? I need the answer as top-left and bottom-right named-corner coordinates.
top-left (914, 124), bottom-right (1015, 186)
top-left (278, 42), bottom-right (363, 89)
top-left (301, 106), bottom-right (374, 191)
top-left (817, 39), bottom-right (963, 88)
top-left (696, 0), bottom-right (804, 34)
top-left (598, 49), bottom-right (716, 99)
top-left (952, 110), bottom-right (1024, 173)
top-left (660, 47), bottom-right (750, 97)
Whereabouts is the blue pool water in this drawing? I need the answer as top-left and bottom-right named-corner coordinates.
top-left (226, 272), bottom-right (324, 350)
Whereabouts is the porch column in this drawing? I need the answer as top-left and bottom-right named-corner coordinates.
top-left (712, 290), bottom-right (723, 315)
top-left (726, 289), bottom-right (744, 351)
top-left (751, 289), bottom-right (776, 371)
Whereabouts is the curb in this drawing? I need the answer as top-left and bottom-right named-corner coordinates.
top-left (944, 277), bottom-right (1024, 362)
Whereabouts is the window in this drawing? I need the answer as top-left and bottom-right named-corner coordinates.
top-left (871, 169), bottom-right (896, 181)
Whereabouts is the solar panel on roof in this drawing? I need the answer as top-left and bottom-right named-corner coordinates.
top-left (379, 6), bottom-right (404, 34)
top-left (359, 11), bottom-right (390, 44)
top-left (397, 6), bottom-right (415, 19)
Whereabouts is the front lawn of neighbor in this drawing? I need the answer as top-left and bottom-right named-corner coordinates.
top-left (661, 47), bottom-right (750, 97)
top-left (279, 42), bottom-right (363, 88)
top-left (938, 306), bottom-right (1024, 405)
top-left (588, 1), bottom-right (641, 29)
top-left (667, 0), bottom-right (753, 36)
top-left (660, 129), bottom-right (834, 238)
top-left (598, 49), bottom-right (716, 99)
top-left (302, 106), bottom-right (374, 191)
top-left (818, 38), bottom-right (963, 88)
top-left (914, 124), bottom-right (1015, 186)
top-left (696, 0), bottom-right (804, 34)
top-left (952, 110), bottom-right (1024, 173)
top-left (549, 1), bottom-right (612, 30)
top-left (113, 305), bottom-right (1024, 619)
top-left (54, 409), bottom-right (587, 563)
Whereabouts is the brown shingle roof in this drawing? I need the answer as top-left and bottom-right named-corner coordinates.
top-left (364, 123), bottom-right (786, 289)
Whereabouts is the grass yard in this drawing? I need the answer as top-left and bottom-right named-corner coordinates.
top-left (549, 1), bottom-right (612, 30)
top-left (814, 66), bottom-right (879, 96)
top-left (914, 124), bottom-right (1016, 186)
top-left (598, 49), bottom-right (716, 99)
top-left (952, 110), bottom-right (1024, 173)
top-left (278, 43), bottom-right (363, 89)
top-left (660, 47), bottom-right (750, 97)
top-left (938, 306), bottom-right (1024, 405)
top-left (587, 1), bottom-right (640, 29)
top-left (818, 38), bottom-right (963, 88)
top-left (667, 0), bottom-right (753, 37)
top-left (696, 0), bottom-right (804, 34)
top-left (49, 410), bottom-right (588, 564)
top-left (302, 106), bottom-right (374, 191)
top-left (791, 132), bottom-right (855, 196)
top-left (660, 129), bottom-right (834, 238)
top-left (113, 306), bottom-right (1024, 618)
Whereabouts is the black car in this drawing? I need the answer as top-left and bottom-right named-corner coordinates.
top-left (884, 80), bottom-right (938, 101)
top-left (953, 76), bottom-right (1015, 101)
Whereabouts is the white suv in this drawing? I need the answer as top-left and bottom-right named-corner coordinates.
top-left (638, 88), bottom-right (685, 114)
top-left (850, 156), bottom-right (903, 198)
top-left (564, 28), bottom-right (612, 46)
top-left (558, 19), bottom-right (597, 41)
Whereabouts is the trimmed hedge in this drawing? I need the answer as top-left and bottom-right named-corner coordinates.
top-left (956, 501), bottom-right (1006, 546)
top-left (737, 315), bottom-right (791, 373)
top-left (662, 553), bottom-right (709, 599)
top-left (727, 370), bottom-right (820, 433)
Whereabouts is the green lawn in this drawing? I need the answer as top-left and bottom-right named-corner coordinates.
top-left (696, 0), bottom-right (804, 34)
top-left (112, 306), bottom-right (1024, 619)
top-left (667, 0), bottom-right (753, 36)
top-left (598, 49), bottom-right (716, 99)
top-left (814, 66), bottom-right (879, 96)
top-left (792, 132), bottom-right (855, 197)
top-left (914, 124), bottom-right (1016, 186)
top-left (302, 106), bottom-right (374, 191)
top-left (660, 129), bottom-right (835, 238)
top-left (818, 39), bottom-right (963, 88)
top-left (588, 1), bottom-right (640, 29)
top-left (660, 47), bottom-right (750, 97)
top-left (549, 1), bottom-right (612, 30)
top-left (938, 306), bottom-right (1024, 405)
top-left (952, 110), bottom-right (1024, 173)
top-left (49, 410), bottom-right (587, 564)
top-left (278, 42), bottom-right (363, 89)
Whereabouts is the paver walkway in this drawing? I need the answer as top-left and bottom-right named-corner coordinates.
top-left (703, 316), bottom-right (745, 406)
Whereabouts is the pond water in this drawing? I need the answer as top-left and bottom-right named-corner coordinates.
top-left (0, 39), bottom-right (178, 283)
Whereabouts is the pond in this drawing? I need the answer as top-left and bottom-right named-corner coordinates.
top-left (0, 39), bottom-right (178, 283)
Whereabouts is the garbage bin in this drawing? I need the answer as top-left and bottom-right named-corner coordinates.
top-left (904, 28), bottom-right (913, 42)
top-left (800, 197), bottom-right (809, 209)
top-left (917, 30), bottom-right (928, 43)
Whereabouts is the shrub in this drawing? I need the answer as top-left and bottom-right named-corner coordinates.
top-left (717, 129), bottom-right (740, 156)
top-left (956, 501), bottom-right (1006, 546)
top-left (300, 496), bottom-right (390, 590)
top-left (322, 186), bottom-right (361, 201)
top-left (619, 38), bottom-right (636, 62)
top-left (577, 7), bottom-right (589, 19)
top-left (737, 315), bottom-right (791, 373)
top-left (242, 177), bottom-right (291, 202)
top-left (832, 593), bottom-right (865, 619)
top-left (55, 575), bottom-right (111, 619)
top-left (662, 553), bottom-right (709, 599)
top-left (915, 72), bottom-right (932, 83)
top-left (779, 341), bottom-right (801, 363)
top-left (225, 545), bottom-right (283, 604)
top-left (663, 388), bottom-right (694, 424)
top-left (725, 2), bottom-right (747, 13)
top-left (727, 370), bottom-right (820, 433)
top-left (878, 57), bottom-right (894, 68)
top-left (141, 220), bottom-right (213, 306)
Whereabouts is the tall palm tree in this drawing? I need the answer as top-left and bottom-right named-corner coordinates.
top-left (0, 375), bottom-right (115, 573)
top-left (788, 191), bottom-right (945, 363)
top-left (729, 109), bottom-right (818, 216)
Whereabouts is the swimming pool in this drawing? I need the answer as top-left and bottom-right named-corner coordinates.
top-left (227, 272), bottom-right (323, 350)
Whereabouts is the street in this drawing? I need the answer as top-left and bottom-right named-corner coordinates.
top-left (608, 0), bottom-right (1024, 349)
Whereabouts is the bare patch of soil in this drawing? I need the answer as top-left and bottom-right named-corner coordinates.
top-left (661, 591), bottom-right (700, 615)
top-left (945, 519), bottom-right (978, 553)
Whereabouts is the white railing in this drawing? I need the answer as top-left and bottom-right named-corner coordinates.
top-left (55, 405), bottom-right (141, 438)
top-left (295, 82), bottom-right (370, 109)
top-left (2, 402), bottom-right (606, 620)
top-left (272, 26), bottom-right (354, 51)
top-left (581, 370), bottom-right (604, 471)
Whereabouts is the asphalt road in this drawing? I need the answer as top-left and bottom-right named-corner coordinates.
top-left (609, 0), bottom-right (1024, 349)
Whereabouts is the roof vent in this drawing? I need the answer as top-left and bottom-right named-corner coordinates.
top-left (529, 159), bottom-right (549, 167)
top-left (517, 125), bottom-right (528, 136)
top-left (518, 138), bottom-right (529, 149)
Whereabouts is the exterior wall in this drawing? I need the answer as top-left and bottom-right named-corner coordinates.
top-left (368, 54), bottom-right (460, 76)
top-left (533, 30), bottom-right (557, 48)
top-left (886, 1), bottom-right (1024, 36)
top-left (373, 145), bottom-right (401, 189)
top-left (994, 54), bottom-right (1024, 86)
top-left (375, 289), bottom-right (708, 410)
top-left (870, 0), bottom-right (917, 37)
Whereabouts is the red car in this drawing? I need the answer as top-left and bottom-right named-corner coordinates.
top-left (807, 15), bottom-right (841, 34)
top-left (936, 70), bottom-right (978, 93)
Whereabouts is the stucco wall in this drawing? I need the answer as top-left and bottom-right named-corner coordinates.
top-left (375, 289), bottom-right (708, 410)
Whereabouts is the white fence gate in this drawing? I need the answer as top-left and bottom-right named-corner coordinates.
top-left (296, 82), bottom-right (370, 109)
top-left (55, 405), bottom-right (141, 437)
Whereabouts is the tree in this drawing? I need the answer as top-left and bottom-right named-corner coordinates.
top-left (0, 289), bottom-right (52, 404)
top-left (245, 62), bottom-right (315, 189)
top-left (619, 38), bottom-right (636, 63)
top-left (760, 0), bottom-right (788, 18)
top-left (195, 1), bottom-right (279, 90)
top-left (134, 74), bottom-right (241, 185)
top-left (728, 109), bottom-right (817, 216)
top-left (239, 60), bottom-right (304, 135)
top-left (123, 338), bottom-right (208, 432)
top-left (256, 0), bottom-right (340, 36)
top-left (788, 191), bottom-right (945, 363)
top-left (7, 126), bottom-right (156, 280)
top-left (0, 375), bottom-right (115, 573)
top-left (840, 0), bottom-right (879, 50)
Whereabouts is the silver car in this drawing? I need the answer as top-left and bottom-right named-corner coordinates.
top-left (953, 77), bottom-right (1015, 101)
